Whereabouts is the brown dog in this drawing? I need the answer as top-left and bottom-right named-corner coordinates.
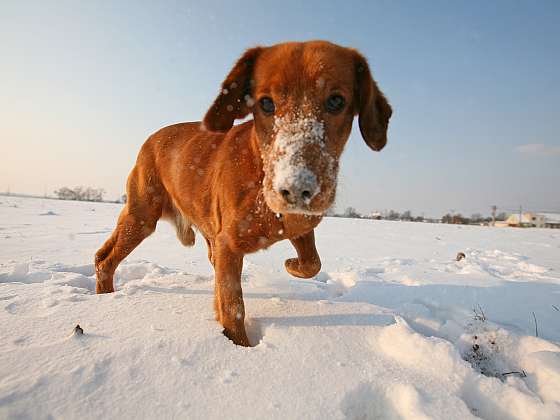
top-left (95, 40), bottom-right (392, 346)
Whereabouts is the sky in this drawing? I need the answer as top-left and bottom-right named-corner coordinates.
top-left (1, 0), bottom-right (559, 217)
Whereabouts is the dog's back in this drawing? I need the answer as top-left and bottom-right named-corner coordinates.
top-left (135, 120), bottom-right (260, 238)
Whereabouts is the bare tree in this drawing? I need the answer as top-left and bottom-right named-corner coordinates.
top-left (54, 186), bottom-right (105, 202)
top-left (386, 210), bottom-right (400, 220)
top-left (343, 207), bottom-right (361, 218)
top-left (471, 213), bottom-right (483, 224)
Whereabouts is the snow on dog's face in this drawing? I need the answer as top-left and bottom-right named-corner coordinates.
top-left (203, 41), bottom-right (392, 215)
top-left (259, 113), bottom-right (337, 215)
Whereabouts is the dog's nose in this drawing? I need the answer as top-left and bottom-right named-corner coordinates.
top-left (274, 166), bottom-right (319, 207)
top-left (277, 183), bottom-right (317, 206)
top-left (280, 189), bottom-right (293, 202)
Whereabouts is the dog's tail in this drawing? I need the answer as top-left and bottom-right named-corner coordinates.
top-left (173, 210), bottom-right (196, 247)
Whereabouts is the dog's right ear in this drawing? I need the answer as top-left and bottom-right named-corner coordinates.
top-left (202, 47), bottom-right (263, 132)
top-left (352, 50), bottom-right (392, 152)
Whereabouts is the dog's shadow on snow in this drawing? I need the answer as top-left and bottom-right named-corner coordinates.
top-left (138, 278), bottom-right (560, 342)
top-left (250, 313), bottom-right (395, 327)
top-left (140, 284), bottom-right (395, 328)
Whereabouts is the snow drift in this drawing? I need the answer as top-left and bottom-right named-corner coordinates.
top-left (1, 196), bottom-right (559, 419)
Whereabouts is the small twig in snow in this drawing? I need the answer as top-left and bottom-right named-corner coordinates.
top-left (472, 304), bottom-right (486, 322)
top-left (501, 370), bottom-right (527, 378)
top-left (531, 312), bottom-right (538, 337)
top-left (552, 305), bottom-right (559, 312)
top-left (477, 304), bottom-right (486, 321)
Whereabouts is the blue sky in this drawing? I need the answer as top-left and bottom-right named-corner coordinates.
top-left (1, 1), bottom-right (559, 217)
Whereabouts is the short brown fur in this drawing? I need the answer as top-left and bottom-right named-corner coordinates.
top-left (95, 41), bottom-right (391, 346)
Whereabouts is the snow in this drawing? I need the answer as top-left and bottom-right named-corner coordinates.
top-left (1, 196), bottom-right (560, 419)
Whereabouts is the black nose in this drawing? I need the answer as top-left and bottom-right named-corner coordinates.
top-left (279, 188), bottom-right (313, 204)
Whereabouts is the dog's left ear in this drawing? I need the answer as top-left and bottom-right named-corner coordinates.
top-left (353, 51), bottom-right (392, 151)
top-left (203, 47), bottom-right (263, 132)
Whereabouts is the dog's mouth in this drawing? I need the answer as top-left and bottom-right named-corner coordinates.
top-left (261, 115), bottom-right (338, 215)
top-left (263, 191), bottom-right (327, 216)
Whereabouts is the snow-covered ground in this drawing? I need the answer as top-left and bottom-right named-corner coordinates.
top-left (1, 196), bottom-right (559, 419)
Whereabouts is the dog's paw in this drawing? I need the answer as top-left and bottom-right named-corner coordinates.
top-left (223, 328), bottom-right (251, 347)
top-left (284, 258), bottom-right (321, 279)
top-left (95, 281), bottom-right (115, 294)
top-left (95, 269), bottom-right (115, 294)
top-left (95, 286), bottom-right (115, 294)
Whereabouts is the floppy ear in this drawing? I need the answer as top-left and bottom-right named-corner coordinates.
top-left (202, 47), bottom-right (263, 132)
top-left (353, 51), bottom-right (392, 151)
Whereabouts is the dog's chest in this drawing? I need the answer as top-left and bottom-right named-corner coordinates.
top-left (233, 202), bottom-right (321, 253)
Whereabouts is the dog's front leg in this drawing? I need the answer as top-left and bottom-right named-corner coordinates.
top-left (285, 229), bottom-right (322, 278)
top-left (214, 238), bottom-right (250, 346)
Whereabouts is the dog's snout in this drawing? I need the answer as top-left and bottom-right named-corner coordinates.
top-left (275, 170), bottom-right (318, 207)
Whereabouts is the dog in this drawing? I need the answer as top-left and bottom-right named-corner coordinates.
top-left (95, 40), bottom-right (392, 346)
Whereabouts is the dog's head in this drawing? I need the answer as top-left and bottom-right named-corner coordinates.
top-left (203, 41), bottom-right (392, 215)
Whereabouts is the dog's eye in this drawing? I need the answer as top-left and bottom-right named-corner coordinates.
top-left (325, 95), bottom-right (345, 114)
top-left (259, 97), bottom-right (275, 115)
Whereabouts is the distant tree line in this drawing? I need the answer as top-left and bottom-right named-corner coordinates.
top-left (383, 209), bottom-right (423, 222)
top-left (329, 207), bottom-right (425, 222)
top-left (328, 207), bottom-right (508, 226)
top-left (440, 212), bottom-right (506, 225)
top-left (54, 186), bottom-right (106, 202)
